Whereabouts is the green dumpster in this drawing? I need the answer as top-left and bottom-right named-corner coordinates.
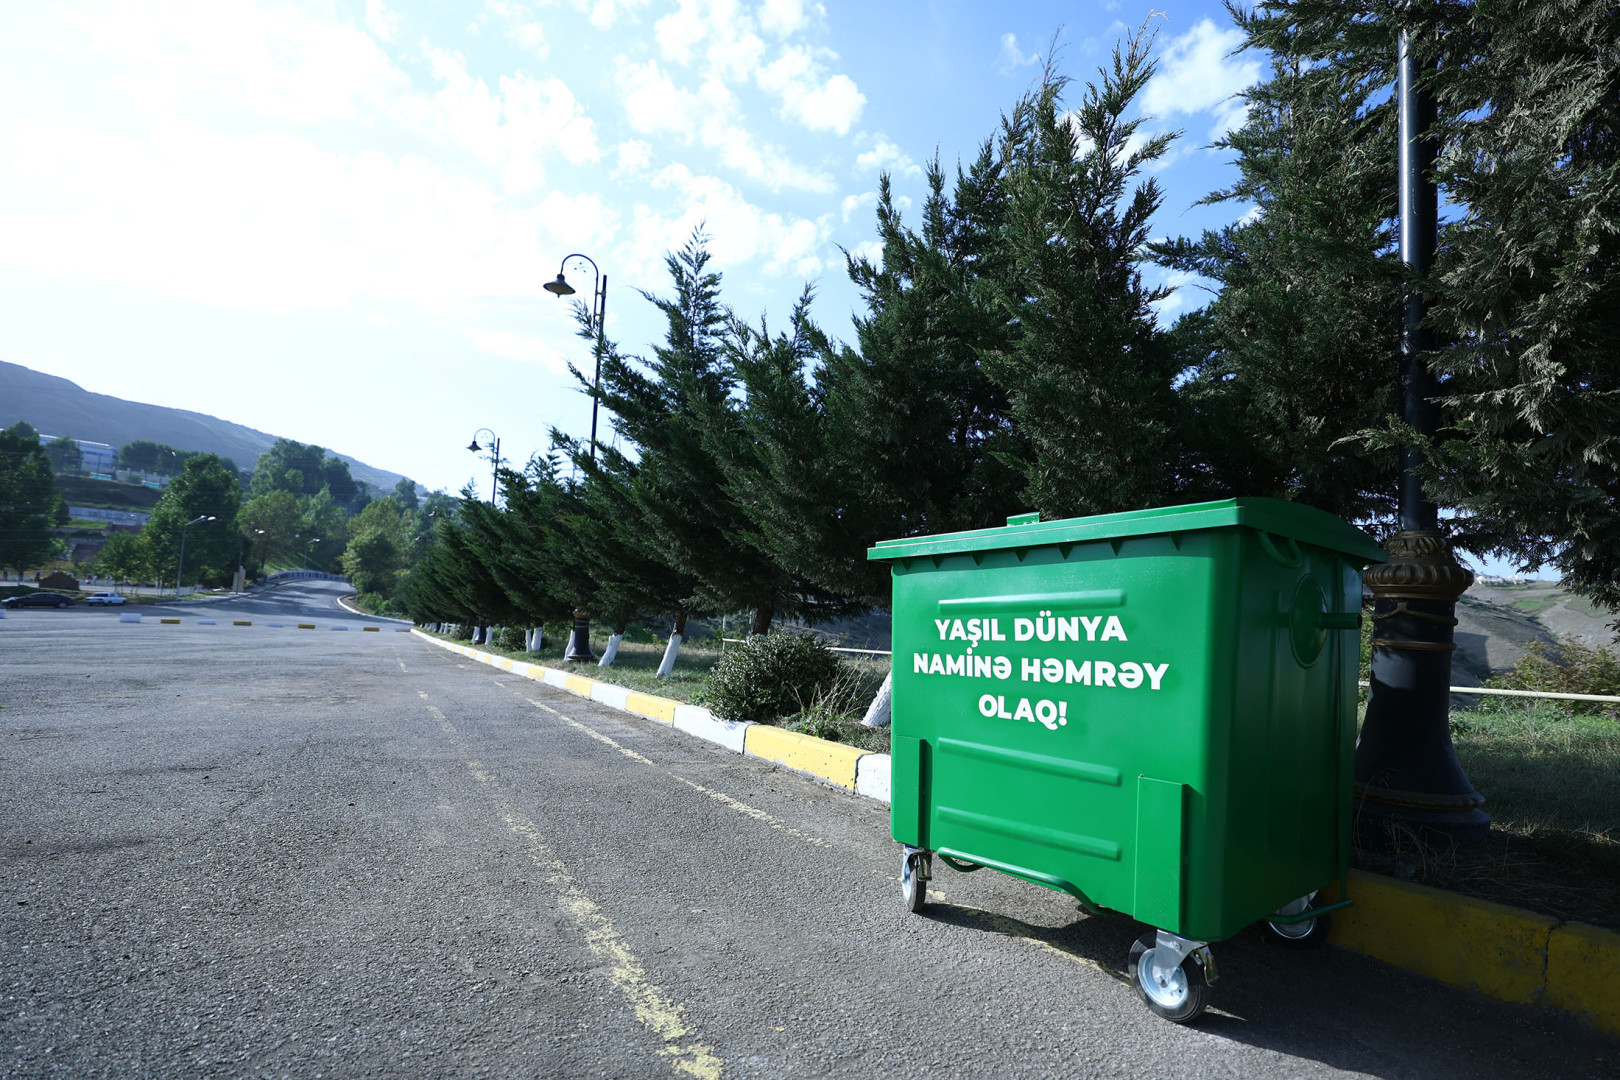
top-left (869, 497), bottom-right (1386, 1023)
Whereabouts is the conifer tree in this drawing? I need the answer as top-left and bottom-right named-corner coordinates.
top-left (1161, 1), bottom-right (1620, 619)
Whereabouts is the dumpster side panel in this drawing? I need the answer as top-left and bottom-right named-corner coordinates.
top-left (1188, 531), bottom-right (1361, 941)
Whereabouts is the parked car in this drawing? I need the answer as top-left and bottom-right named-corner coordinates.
top-left (2, 592), bottom-right (76, 609)
top-left (83, 592), bottom-right (128, 606)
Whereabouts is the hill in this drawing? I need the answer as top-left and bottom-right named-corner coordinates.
top-left (0, 360), bottom-right (408, 493)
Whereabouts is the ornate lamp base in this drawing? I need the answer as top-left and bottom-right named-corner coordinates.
top-left (1354, 530), bottom-right (1490, 844)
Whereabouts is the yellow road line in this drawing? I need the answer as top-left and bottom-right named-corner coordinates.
top-left (417, 691), bottom-right (722, 1079)
top-left (298, 623), bottom-right (316, 629)
top-left (234, 620), bottom-right (252, 626)
top-left (159, 618), bottom-right (180, 624)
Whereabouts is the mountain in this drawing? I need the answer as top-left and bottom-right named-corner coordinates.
top-left (0, 360), bottom-right (408, 493)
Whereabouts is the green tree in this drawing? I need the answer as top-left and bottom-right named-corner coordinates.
top-left (1158, 1), bottom-right (1620, 621)
top-left (93, 530), bottom-right (150, 584)
top-left (46, 437), bottom-right (83, 476)
top-left (0, 422), bottom-right (65, 574)
top-left (984, 33), bottom-right (1192, 519)
top-left (340, 496), bottom-right (412, 599)
top-left (141, 454), bottom-right (244, 589)
top-left (238, 490), bottom-right (305, 569)
top-left (392, 477), bottom-right (420, 512)
top-left (819, 152), bottom-right (1025, 605)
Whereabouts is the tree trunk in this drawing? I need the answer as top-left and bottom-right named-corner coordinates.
top-left (750, 605), bottom-right (773, 636)
top-left (861, 671), bottom-right (894, 728)
top-left (598, 618), bottom-right (628, 667)
top-left (656, 610), bottom-right (689, 679)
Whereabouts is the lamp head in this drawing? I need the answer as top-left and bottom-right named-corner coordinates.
top-left (543, 273), bottom-right (576, 297)
top-left (466, 438), bottom-right (480, 452)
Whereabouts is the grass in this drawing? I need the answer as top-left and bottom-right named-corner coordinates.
top-left (1354, 701), bottom-right (1620, 929)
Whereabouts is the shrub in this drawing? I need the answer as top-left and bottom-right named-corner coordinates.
top-left (1486, 637), bottom-right (1620, 717)
top-left (700, 631), bottom-right (845, 725)
top-left (494, 625), bottom-right (528, 651)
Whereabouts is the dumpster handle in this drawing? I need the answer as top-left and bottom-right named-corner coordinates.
top-left (939, 854), bottom-right (985, 874)
top-left (1265, 897), bottom-right (1354, 924)
top-left (1257, 531), bottom-right (1304, 568)
top-left (937, 846), bottom-right (1107, 917)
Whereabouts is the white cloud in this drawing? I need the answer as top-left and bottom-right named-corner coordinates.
top-left (1141, 18), bottom-right (1261, 138)
top-left (632, 164), bottom-right (829, 279)
top-left (484, 0), bottom-right (548, 59)
top-left (365, 0), bottom-right (403, 44)
top-left (615, 139), bottom-right (654, 175)
top-left (849, 239), bottom-right (883, 265)
top-left (756, 45), bottom-right (864, 134)
top-left (616, 57), bottom-right (830, 192)
top-left (853, 134), bottom-right (920, 178)
top-left (997, 32), bottom-right (1040, 74)
top-left (760, 0), bottom-right (822, 37)
top-left (465, 328), bottom-right (571, 374)
top-left (841, 190), bottom-right (876, 224)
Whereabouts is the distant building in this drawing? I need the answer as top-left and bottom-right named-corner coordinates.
top-left (40, 436), bottom-right (118, 478)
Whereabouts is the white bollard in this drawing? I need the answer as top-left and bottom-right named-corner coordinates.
top-left (861, 671), bottom-right (894, 728)
top-left (119, 612), bottom-right (141, 624)
top-left (656, 632), bottom-right (683, 678)
top-left (598, 633), bottom-right (623, 667)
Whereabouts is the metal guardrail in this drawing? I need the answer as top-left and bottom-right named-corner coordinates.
top-left (1358, 680), bottom-right (1620, 705)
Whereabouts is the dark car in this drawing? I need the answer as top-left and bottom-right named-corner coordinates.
top-left (2, 592), bottom-right (76, 609)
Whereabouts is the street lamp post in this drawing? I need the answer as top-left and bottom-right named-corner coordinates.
top-left (1353, 26), bottom-right (1489, 844)
top-left (466, 429), bottom-right (501, 503)
top-left (175, 515), bottom-right (216, 598)
top-left (543, 254), bottom-right (607, 461)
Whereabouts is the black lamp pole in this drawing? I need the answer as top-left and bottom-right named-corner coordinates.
top-left (1353, 25), bottom-right (1489, 843)
top-left (466, 428), bottom-right (500, 503)
top-left (543, 254), bottom-right (607, 461)
top-left (543, 255), bottom-right (605, 662)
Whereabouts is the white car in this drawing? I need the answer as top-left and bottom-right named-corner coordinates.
top-left (83, 592), bottom-right (128, 606)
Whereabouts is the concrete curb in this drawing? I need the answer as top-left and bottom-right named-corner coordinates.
top-left (1324, 871), bottom-right (1620, 1036)
top-left (410, 629), bottom-right (1620, 1038)
top-left (411, 630), bottom-right (885, 797)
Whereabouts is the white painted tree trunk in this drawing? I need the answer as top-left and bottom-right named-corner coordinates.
top-left (527, 627), bottom-right (545, 652)
top-left (861, 671), bottom-right (894, 728)
top-left (656, 632), bottom-right (683, 678)
top-left (598, 633), bottom-right (623, 667)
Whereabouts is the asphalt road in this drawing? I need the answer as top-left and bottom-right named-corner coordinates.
top-left (2, 583), bottom-right (1614, 1079)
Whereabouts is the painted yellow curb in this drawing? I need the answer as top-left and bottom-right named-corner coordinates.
top-left (565, 673), bottom-right (597, 697)
top-left (362, 626), bottom-right (379, 632)
top-left (298, 623), bottom-right (316, 629)
top-left (743, 725), bottom-right (867, 790)
top-left (234, 620), bottom-right (252, 626)
top-left (160, 618), bottom-right (180, 624)
top-left (1546, 921), bottom-right (1620, 1037)
top-left (625, 692), bottom-right (677, 724)
top-left (1326, 871), bottom-right (1556, 1004)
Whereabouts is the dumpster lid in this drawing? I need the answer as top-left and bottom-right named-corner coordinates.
top-left (867, 497), bottom-right (1387, 564)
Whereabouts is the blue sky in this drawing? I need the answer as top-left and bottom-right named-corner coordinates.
top-left (2, 0), bottom-right (1262, 493)
top-left (17, 0), bottom-right (1541, 579)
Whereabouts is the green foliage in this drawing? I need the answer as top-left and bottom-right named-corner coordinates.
top-left (118, 440), bottom-right (199, 476)
top-left (0, 422), bottom-right (66, 572)
top-left (986, 32), bottom-right (1192, 518)
top-left (340, 497), bottom-right (411, 598)
top-left (1157, 0), bottom-right (1620, 623)
top-left (493, 625), bottom-right (528, 650)
top-left (700, 631), bottom-right (845, 725)
top-left (93, 530), bottom-right (149, 583)
top-left (141, 454), bottom-right (244, 587)
top-left (1485, 638), bottom-right (1620, 717)
top-left (46, 437), bottom-right (83, 476)
top-left (392, 477), bottom-right (419, 512)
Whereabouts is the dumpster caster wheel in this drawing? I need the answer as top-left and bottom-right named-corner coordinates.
top-left (1129, 932), bottom-right (1210, 1024)
top-left (1264, 892), bottom-right (1330, 948)
top-left (901, 848), bottom-right (931, 913)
